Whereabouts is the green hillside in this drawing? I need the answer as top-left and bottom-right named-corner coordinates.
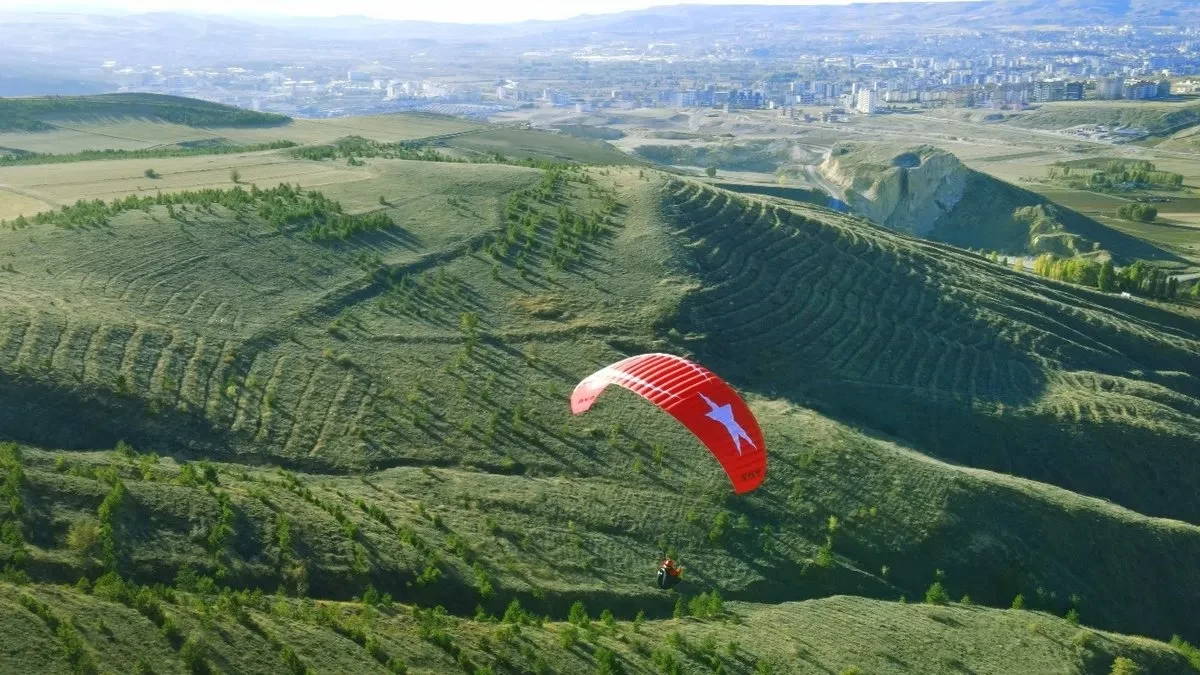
top-left (663, 180), bottom-right (1200, 522)
top-left (0, 94), bottom-right (291, 132)
top-left (0, 142), bottom-right (1198, 673)
top-left (821, 141), bottom-right (1177, 262)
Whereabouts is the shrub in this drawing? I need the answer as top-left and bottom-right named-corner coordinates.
top-left (1116, 203), bottom-right (1157, 222)
top-left (144, 168), bottom-right (160, 179)
top-left (1065, 608), bottom-right (1080, 625)
top-left (924, 582), bottom-right (949, 605)
top-left (280, 646), bottom-right (307, 675)
top-left (594, 647), bottom-right (620, 675)
top-left (180, 637), bottom-right (210, 674)
top-left (813, 542), bottom-right (833, 568)
top-left (652, 648), bottom-right (682, 675)
top-left (503, 599), bottom-right (531, 625)
top-left (230, 169), bottom-right (241, 184)
top-left (1011, 594), bottom-right (1026, 610)
top-left (1169, 636), bottom-right (1200, 670)
top-left (710, 590), bottom-right (726, 616)
top-left (67, 518), bottom-right (101, 556)
top-left (568, 600), bottom-right (590, 627)
top-left (1110, 657), bottom-right (1140, 675)
top-left (708, 512), bottom-right (730, 543)
top-left (600, 609), bottom-right (616, 628)
top-left (558, 624), bottom-right (580, 648)
top-left (56, 622), bottom-right (97, 675)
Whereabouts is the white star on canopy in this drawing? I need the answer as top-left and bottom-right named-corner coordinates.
top-left (698, 392), bottom-right (756, 455)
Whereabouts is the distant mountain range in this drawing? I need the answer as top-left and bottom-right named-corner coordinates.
top-left (1, 0), bottom-right (1194, 94)
top-left (2, 0), bottom-right (1198, 52)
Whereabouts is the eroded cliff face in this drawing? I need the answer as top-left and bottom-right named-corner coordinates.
top-left (819, 145), bottom-right (968, 236)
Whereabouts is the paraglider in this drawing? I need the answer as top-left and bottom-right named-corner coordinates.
top-left (571, 353), bottom-right (767, 589)
top-left (570, 352), bottom-right (767, 494)
top-left (657, 557), bottom-right (683, 590)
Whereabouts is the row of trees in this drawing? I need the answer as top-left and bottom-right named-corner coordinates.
top-left (292, 134), bottom-right (585, 173)
top-left (292, 136), bottom-right (455, 163)
top-left (1116, 203), bottom-right (1158, 222)
top-left (1047, 160), bottom-right (1184, 191)
top-left (0, 140), bottom-right (296, 167)
top-left (1030, 254), bottom-right (1181, 299)
top-left (0, 182), bottom-right (395, 241)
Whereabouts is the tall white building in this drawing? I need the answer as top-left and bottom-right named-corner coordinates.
top-left (855, 88), bottom-right (877, 115)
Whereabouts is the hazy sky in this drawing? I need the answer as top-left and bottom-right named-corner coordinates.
top-left (5, 0), bottom-right (977, 24)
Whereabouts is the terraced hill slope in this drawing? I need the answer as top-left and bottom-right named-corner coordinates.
top-left (662, 179), bottom-right (1200, 522)
top-left (0, 151), bottom-right (1198, 673)
top-left (819, 142), bottom-right (1177, 261)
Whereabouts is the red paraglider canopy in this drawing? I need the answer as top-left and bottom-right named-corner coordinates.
top-left (571, 353), bottom-right (766, 493)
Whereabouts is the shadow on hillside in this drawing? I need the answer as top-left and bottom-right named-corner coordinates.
top-left (658, 181), bottom-right (1200, 524)
top-left (0, 369), bottom-right (233, 459)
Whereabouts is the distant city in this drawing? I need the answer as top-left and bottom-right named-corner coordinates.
top-left (84, 22), bottom-right (1200, 129)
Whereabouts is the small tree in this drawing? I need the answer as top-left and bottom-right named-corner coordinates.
top-left (705, 166), bottom-right (717, 178)
top-left (144, 168), bottom-right (160, 179)
top-left (230, 169), bottom-right (241, 184)
top-left (1011, 593), bottom-right (1026, 610)
top-left (568, 601), bottom-right (590, 628)
top-left (924, 581), bottom-right (949, 605)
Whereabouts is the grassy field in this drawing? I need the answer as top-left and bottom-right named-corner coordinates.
top-left (0, 101), bottom-right (1199, 672)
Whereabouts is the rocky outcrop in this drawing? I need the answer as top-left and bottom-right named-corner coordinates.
top-left (819, 143), bottom-right (968, 236)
